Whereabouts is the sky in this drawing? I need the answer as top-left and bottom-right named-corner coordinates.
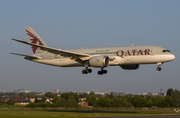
top-left (0, 0), bottom-right (180, 94)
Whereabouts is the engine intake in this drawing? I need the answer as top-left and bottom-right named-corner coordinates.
top-left (89, 56), bottom-right (110, 68)
top-left (120, 64), bottom-right (139, 70)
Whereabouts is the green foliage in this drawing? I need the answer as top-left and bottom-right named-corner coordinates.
top-left (167, 88), bottom-right (174, 97)
top-left (96, 96), bottom-right (105, 107)
top-left (53, 96), bottom-right (60, 103)
top-left (133, 98), bottom-right (147, 107)
top-left (26, 102), bottom-right (36, 107)
top-left (79, 93), bottom-right (87, 98)
top-left (105, 94), bottom-right (114, 99)
top-left (66, 96), bottom-right (78, 107)
top-left (147, 99), bottom-right (153, 107)
top-left (56, 98), bottom-right (67, 107)
top-left (86, 92), bottom-right (95, 102)
top-left (6, 100), bottom-right (15, 105)
top-left (47, 103), bottom-right (56, 107)
top-left (36, 103), bottom-right (47, 107)
top-left (104, 98), bottom-right (112, 107)
top-left (61, 92), bottom-right (79, 102)
top-left (112, 97), bottom-right (132, 107)
top-left (89, 95), bottom-right (97, 105)
top-left (44, 92), bottom-right (54, 98)
top-left (18, 92), bottom-right (24, 96)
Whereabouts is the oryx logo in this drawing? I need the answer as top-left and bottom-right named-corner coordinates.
top-left (26, 30), bottom-right (43, 54)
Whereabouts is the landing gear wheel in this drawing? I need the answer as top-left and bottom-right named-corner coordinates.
top-left (157, 67), bottom-right (161, 71)
top-left (97, 69), bottom-right (107, 75)
top-left (98, 71), bottom-right (103, 75)
top-left (102, 70), bottom-right (107, 74)
top-left (82, 70), bottom-right (87, 74)
top-left (86, 69), bottom-right (92, 73)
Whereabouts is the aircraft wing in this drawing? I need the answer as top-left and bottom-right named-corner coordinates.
top-left (10, 38), bottom-right (91, 60)
top-left (9, 52), bottom-right (42, 59)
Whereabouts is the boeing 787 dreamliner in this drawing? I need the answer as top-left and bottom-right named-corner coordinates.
top-left (10, 27), bottom-right (175, 75)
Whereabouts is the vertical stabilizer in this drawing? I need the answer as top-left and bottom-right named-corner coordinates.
top-left (25, 26), bottom-right (48, 54)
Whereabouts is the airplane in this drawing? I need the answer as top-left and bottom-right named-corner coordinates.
top-left (10, 26), bottom-right (175, 75)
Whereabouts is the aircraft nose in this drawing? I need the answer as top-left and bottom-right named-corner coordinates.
top-left (170, 54), bottom-right (175, 60)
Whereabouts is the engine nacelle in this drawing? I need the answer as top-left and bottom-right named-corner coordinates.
top-left (120, 64), bottom-right (139, 70)
top-left (89, 56), bottom-right (110, 68)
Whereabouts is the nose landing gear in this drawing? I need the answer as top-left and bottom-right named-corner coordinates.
top-left (157, 66), bottom-right (161, 71)
top-left (157, 62), bottom-right (163, 71)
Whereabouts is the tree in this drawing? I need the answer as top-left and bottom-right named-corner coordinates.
top-left (147, 99), bottom-right (153, 107)
top-left (133, 98), bottom-right (147, 107)
top-left (44, 92), bottom-right (54, 98)
top-left (105, 94), bottom-right (114, 99)
top-left (61, 92), bottom-right (79, 102)
top-left (6, 100), bottom-right (15, 105)
top-left (150, 96), bottom-right (158, 106)
top-left (89, 95), bottom-right (97, 106)
top-left (96, 96), bottom-right (105, 107)
top-left (112, 97), bottom-right (132, 107)
top-left (104, 98), bottom-right (112, 107)
top-left (167, 88), bottom-right (174, 97)
top-left (79, 93), bottom-right (87, 98)
top-left (56, 98), bottom-right (67, 107)
top-left (53, 96), bottom-right (60, 103)
top-left (18, 92), bottom-right (24, 97)
top-left (86, 92), bottom-right (95, 102)
top-left (164, 95), bottom-right (173, 107)
top-left (66, 96), bottom-right (78, 107)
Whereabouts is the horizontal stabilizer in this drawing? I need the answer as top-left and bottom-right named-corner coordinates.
top-left (9, 52), bottom-right (42, 59)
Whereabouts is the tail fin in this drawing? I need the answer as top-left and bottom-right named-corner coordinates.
top-left (25, 26), bottom-right (48, 54)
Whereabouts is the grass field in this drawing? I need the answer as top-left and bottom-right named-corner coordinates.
top-left (0, 107), bottom-right (179, 118)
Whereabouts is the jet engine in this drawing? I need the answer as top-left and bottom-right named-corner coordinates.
top-left (89, 56), bottom-right (110, 68)
top-left (120, 64), bottom-right (139, 70)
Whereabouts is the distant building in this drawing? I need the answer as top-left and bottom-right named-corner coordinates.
top-left (15, 100), bottom-right (30, 106)
top-left (0, 90), bottom-right (7, 93)
top-left (9, 96), bottom-right (29, 102)
top-left (158, 93), bottom-right (167, 96)
top-left (45, 98), bottom-right (53, 104)
top-left (148, 92), bottom-right (158, 96)
top-left (79, 98), bottom-right (86, 102)
top-left (95, 91), bottom-right (105, 96)
top-left (142, 93), bottom-right (148, 96)
top-left (30, 98), bottom-right (35, 103)
top-left (110, 92), bottom-right (127, 97)
top-left (36, 92), bottom-right (45, 96)
top-left (11, 89), bottom-right (31, 93)
top-left (87, 91), bottom-right (105, 96)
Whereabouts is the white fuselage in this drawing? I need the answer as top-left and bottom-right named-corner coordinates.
top-left (29, 45), bottom-right (175, 67)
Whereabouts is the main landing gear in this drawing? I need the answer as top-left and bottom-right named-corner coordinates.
top-left (82, 67), bottom-right (92, 74)
top-left (97, 68), bottom-right (107, 75)
top-left (82, 67), bottom-right (108, 75)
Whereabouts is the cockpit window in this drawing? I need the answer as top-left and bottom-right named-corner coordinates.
top-left (163, 50), bottom-right (170, 52)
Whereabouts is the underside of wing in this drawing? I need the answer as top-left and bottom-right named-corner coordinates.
top-left (10, 38), bottom-right (91, 60)
top-left (9, 52), bottom-right (42, 59)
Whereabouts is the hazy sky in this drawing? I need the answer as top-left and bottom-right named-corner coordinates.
top-left (1, 0), bottom-right (180, 94)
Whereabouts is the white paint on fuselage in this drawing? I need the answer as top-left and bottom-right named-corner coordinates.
top-left (29, 45), bottom-right (175, 67)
